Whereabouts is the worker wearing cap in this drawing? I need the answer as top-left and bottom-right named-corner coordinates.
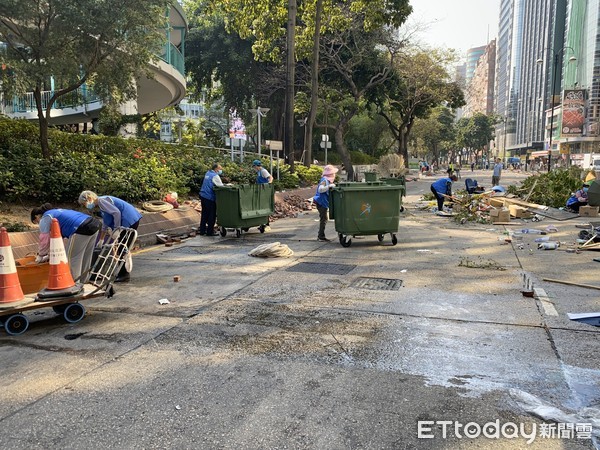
top-left (430, 175), bottom-right (458, 212)
top-left (566, 182), bottom-right (590, 213)
top-left (313, 165), bottom-right (338, 242)
top-left (252, 159), bottom-right (273, 184)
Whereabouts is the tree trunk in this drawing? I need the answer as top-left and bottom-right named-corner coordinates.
top-left (334, 126), bottom-right (353, 180)
top-left (33, 87), bottom-right (50, 159)
top-left (305, 0), bottom-right (323, 167)
top-left (285, 0), bottom-right (297, 171)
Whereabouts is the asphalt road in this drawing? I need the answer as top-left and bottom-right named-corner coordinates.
top-left (1, 168), bottom-right (598, 449)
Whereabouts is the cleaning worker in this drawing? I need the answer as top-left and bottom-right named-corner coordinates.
top-left (566, 182), bottom-right (590, 213)
top-left (78, 191), bottom-right (142, 282)
top-left (31, 204), bottom-right (101, 282)
top-left (199, 163), bottom-right (224, 236)
top-left (252, 159), bottom-right (273, 184)
top-left (313, 165), bottom-right (338, 242)
top-left (430, 174), bottom-right (458, 212)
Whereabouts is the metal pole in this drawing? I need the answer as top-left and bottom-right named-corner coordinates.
top-left (548, 54), bottom-right (557, 173)
top-left (325, 143), bottom-right (328, 165)
top-left (257, 106), bottom-right (262, 156)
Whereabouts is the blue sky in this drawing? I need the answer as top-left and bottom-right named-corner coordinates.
top-left (408, 0), bottom-right (501, 58)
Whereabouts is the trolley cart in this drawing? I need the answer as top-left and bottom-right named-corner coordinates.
top-left (214, 184), bottom-right (274, 237)
top-left (329, 182), bottom-right (402, 247)
top-left (0, 227), bottom-right (137, 336)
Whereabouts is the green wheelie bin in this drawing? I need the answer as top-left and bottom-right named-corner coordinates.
top-left (380, 176), bottom-right (407, 211)
top-left (329, 181), bottom-right (402, 247)
top-left (214, 184), bottom-right (274, 237)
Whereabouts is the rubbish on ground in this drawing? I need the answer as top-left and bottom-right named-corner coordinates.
top-left (158, 298), bottom-right (170, 305)
top-left (520, 229), bottom-right (547, 234)
top-left (531, 214), bottom-right (544, 222)
top-left (142, 200), bottom-right (174, 212)
top-left (458, 256), bottom-right (506, 271)
top-left (248, 242), bottom-right (294, 258)
top-left (534, 236), bottom-right (550, 242)
top-left (400, 269), bottom-right (407, 273)
top-left (567, 312), bottom-right (600, 327)
top-left (416, 249), bottom-right (431, 252)
top-left (545, 225), bottom-right (558, 233)
top-left (542, 277), bottom-right (600, 291)
top-left (272, 194), bottom-right (313, 220)
top-left (575, 222), bottom-right (592, 229)
top-left (173, 276), bottom-right (180, 282)
top-left (510, 389), bottom-right (600, 437)
top-left (538, 241), bottom-right (559, 250)
top-left (156, 231), bottom-right (196, 245)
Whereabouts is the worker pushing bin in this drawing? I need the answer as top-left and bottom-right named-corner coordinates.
top-left (329, 181), bottom-right (402, 247)
top-left (214, 183), bottom-right (274, 237)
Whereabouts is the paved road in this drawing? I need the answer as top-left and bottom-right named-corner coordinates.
top-left (1, 169), bottom-right (598, 449)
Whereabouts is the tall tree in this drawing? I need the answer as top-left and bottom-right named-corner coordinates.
top-left (373, 47), bottom-right (464, 166)
top-left (0, 0), bottom-right (171, 158)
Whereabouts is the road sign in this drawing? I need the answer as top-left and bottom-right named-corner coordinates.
top-left (320, 141), bottom-right (332, 149)
top-left (322, 134), bottom-right (329, 142)
top-left (265, 140), bottom-right (283, 151)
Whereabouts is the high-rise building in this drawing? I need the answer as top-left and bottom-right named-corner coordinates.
top-left (465, 46), bottom-right (486, 86)
top-left (464, 40), bottom-right (497, 117)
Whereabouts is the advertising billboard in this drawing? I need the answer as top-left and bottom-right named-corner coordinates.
top-left (561, 89), bottom-right (586, 137)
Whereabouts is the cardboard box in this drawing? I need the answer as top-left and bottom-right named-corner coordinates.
top-left (490, 208), bottom-right (510, 223)
top-left (579, 206), bottom-right (599, 217)
top-left (509, 205), bottom-right (532, 219)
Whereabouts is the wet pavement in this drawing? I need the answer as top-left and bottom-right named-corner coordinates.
top-left (0, 169), bottom-right (599, 449)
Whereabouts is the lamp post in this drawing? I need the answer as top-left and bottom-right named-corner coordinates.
top-left (537, 49), bottom-right (576, 173)
top-left (249, 106), bottom-right (270, 156)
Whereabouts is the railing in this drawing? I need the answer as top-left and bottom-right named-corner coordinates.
top-left (3, 85), bottom-right (101, 115)
top-left (160, 42), bottom-right (185, 76)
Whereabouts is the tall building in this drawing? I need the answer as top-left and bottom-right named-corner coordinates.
top-left (558, 0), bottom-right (600, 158)
top-left (464, 40), bottom-right (496, 117)
top-left (465, 45), bottom-right (486, 86)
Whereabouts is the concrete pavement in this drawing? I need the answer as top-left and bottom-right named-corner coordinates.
top-left (0, 169), bottom-right (598, 449)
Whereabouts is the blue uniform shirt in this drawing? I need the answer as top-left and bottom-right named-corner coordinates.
top-left (313, 177), bottom-right (331, 208)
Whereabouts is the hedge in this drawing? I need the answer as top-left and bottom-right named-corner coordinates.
top-left (0, 117), bottom-right (325, 203)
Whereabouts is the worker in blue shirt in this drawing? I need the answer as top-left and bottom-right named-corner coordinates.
top-left (199, 163), bottom-right (224, 236)
top-left (252, 160), bottom-right (273, 184)
top-left (31, 204), bottom-right (101, 282)
top-left (430, 175), bottom-right (458, 212)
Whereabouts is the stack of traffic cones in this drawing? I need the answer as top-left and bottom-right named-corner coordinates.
top-left (37, 219), bottom-right (83, 300)
top-left (0, 227), bottom-right (26, 305)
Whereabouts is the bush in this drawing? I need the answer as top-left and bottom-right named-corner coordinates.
top-left (506, 168), bottom-right (584, 208)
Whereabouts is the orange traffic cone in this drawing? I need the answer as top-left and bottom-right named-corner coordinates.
top-left (37, 219), bottom-right (83, 300)
top-left (0, 227), bottom-right (26, 304)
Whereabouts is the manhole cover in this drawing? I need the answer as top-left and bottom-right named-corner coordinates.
top-left (352, 277), bottom-right (402, 290)
top-left (163, 246), bottom-right (217, 255)
top-left (286, 262), bottom-right (356, 275)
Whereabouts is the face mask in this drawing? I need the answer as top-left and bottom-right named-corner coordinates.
top-left (583, 187), bottom-right (589, 192)
top-left (217, 170), bottom-right (223, 175)
top-left (86, 201), bottom-right (95, 210)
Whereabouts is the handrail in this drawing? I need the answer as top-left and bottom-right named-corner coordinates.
top-left (159, 42), bottom-right (184, 76)
top-left (3, 86), bottom-right (101, 114)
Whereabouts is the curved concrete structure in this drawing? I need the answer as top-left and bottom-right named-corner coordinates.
top-left (3, 4), bottom-right (187, 125)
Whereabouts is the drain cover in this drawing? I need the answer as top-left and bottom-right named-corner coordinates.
top-left (164, 246), bottom-right (217, 255)
top-left (286, 262), bottom-right (356, 275)
top-left (264, 233), bottom-right (295, 239)
top-left (352, 277), bottom-right (402, 290)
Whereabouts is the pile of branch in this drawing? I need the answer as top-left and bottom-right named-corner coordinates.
top-left (272, 194), bottom-right (314, 220)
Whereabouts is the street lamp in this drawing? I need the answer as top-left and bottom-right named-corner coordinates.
top-left (537, 49), bottom-right (576, 173)
top-left (249, 106), bottom-right (270, 156)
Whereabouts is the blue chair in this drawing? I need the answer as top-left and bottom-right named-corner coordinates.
top-left (465, 178), bottom-right (478, 194)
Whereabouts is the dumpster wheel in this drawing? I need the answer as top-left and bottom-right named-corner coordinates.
top-left (391, 234), bottom-right (398, 246)
top-left (236, 229), bottom-right (242, 238)
top-left (339, 233), bottom-right (352, 247)
top-left (258, 225), bottom-right (266, 233)
top-left (220, 226), bottom-right (227, 237)
top-left (377, 234), bottom-right (384, 242)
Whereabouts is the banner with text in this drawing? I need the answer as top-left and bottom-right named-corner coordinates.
top-left (561, 89), bottom-right (586, 137)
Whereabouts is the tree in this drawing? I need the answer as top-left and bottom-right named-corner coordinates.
top-left (0, 0), bottom-right (171, 158)
top-left (373, 47), bottom-right (464, 166)
top-left (411, 106), bottom-right (455, 166)
top-left (455, 113), bottom-right (498, 167)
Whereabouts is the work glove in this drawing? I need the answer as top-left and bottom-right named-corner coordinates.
top-left (35, 254), bottom-right (49, 264)
top-left (329, 183), bottom-right (336, 189)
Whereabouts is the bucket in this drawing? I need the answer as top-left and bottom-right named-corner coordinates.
top-left (15, 255), bottom-right (49, 294)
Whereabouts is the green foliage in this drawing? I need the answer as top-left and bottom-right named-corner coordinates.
top-left (0, 117), bottom-right (309, 203)
top-left (294, 164), bottom-right (324, 186)
top-left (506, 168), bottom-right (584, 208)
top-left (349, 151), bottom-right (377, 164)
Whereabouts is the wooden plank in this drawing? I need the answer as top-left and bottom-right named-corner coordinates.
top-left (542, 278), bottom-right (600, 291)
top-left (500, 197), bottom-right (548, 210)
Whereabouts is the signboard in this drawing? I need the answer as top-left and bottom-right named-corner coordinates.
top-left (320, 141), bottom-right (332, 149)
top-left (265, 140), bottom-right (283, 151)
top-left (561, 89), bottom-right (586, 137)
top-left (229, 108), bottom-right (247, 140)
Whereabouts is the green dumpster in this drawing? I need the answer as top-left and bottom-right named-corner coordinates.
top-left (329, 181), bottom-right (402, 247)
top-left (363, 171), bottom-right (378, 182)
top-left (380, 176), bottom-right (407, 205)
top-left (214, 184), bottom-right (274, 237)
